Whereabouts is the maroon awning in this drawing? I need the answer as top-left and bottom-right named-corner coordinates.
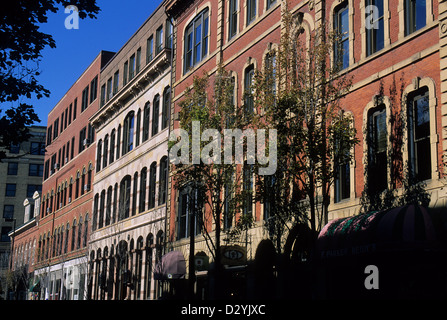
top-left (317, 204), bottom-right (447, 259)
top-left (154, 251), bottom-right (186, 280)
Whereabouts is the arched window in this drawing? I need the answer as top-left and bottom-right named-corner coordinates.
top-left (159, 156), bottom-right (168, 205)
top-left (77, 216), bottom-right (83, 249)
top-left (184, 8), bottom-right (209, 73)
top-left (143, 102), bottom-right (150, 142)
top-left (110, 129), bottom-right (116, 164)
top-left (152, 95), bottom-right (160, 136)
top-left (140, 167), bottom-right (147, 212)
top-left (83, 214), bottom-right (89, 247)
top-left (71, 220), bottom-right (77, 251)
top-left (136, 109), bottom-right (141, 147)
top-left (132, 172), bottom-right (138, 216)
top-left (162, 87), bottom-right (171, 130)
top-left (96, 139), bottom-right (102, 172)
top-left (244, 64), bottom-right (255, 113)
top-left (93, 193), bottom-right (99, 231)
top-left (148, 162), bottom-right (157, 209)
top-left (117, 124), bottom-right (121, 159)
top-left (122, 112), bottom-right (135, 155)
top-left (106, 186), bottom-right (112, 226)
top-left (119, 175), bottom-right (132, 220)
top-left (103, 134), bottom-right (109, 168)
top-left (99, 189), bottom-right (105, 228)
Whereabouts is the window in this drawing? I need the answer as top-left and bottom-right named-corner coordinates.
top-left (148, 162), bottom-right (157, 209)
top-left (147, 36), bottom-right (154, 63)
top-left (7, 162), bottom-right (18, 175)
top-left (223, 172), bottom-right (234, 230)
top-left (136, 47), bottom-right (141, 74)
top-left (156, 26), bottom-right (163, 55)
top-left (367, 105), bottom-right (387, 194)
top-left (96, 140), bottom-right (102, 172)
top-left (152, 95), bottom-right (160, 136)
top-left (243, 163), bottom-right (253, 216)
top-left (9, 143), bottom-right (20, 154)
top-left (119, 175), bottom-right (131, 220)
top-left (73, 98), bottom-right (77, 120)
top-left (129, 54), bottom-right (136, 80)
top-left (103, 134), bottom-right (109, 168)
top-left (100, 84), bottom-right (106, 107)
top-left (110, 129), bottom-right (116, 164)
top-left (92, 194), bottom-right (99, 231)
top-left (106, 187), bottom-right (112, 225)
top-left (122, 112), bottom-right (135, 155)
top-left (99, 191), bottom-right (105, 228)
top-left (140, 168), bottom-right (147, 212)
top-left (159, 156), bottom-right (168, 205)
top-left (143, 102), bottom-right (150, 141)
top-left (247, 0), bottom-right (256, 25)
top-left (177, 185), bottom-right (202, 240)
top-left (27, 185), bottom-right (42, 198)
top-left (184, 9), bottom-right (209, 73)
top-left (29, 164), bottom-right (43, 177)
top-left (244, 65), bottom-right (255, 113)
top-left (334, 141), bottom-right (351, 203)
top-left (53, 119), bottom-right (59, 139)
top-left (123, 61), bottom-right (129, 85)
top-left (408, 88), bottom-right (431, 181)
top-left (229, 0), bottom-right (238, 39)
top-left (162, 87), bottom-right (170, 130)
top-left (5, 184), bottom-right (16, 197)
top-left (267, 0), bottom-right (276, 9)
top-left (113, 71), bottom-right (119, 95)
top-left (136, 109), bottom-right (141, 147)
top-left (107, 77), bottom-right (113, 101)
top-left (265, 53), bottom-right (277, 99)
top-left (1, 227), bottom-right (12, 242)
top-left (166, 19), bottom-right (173, 49)
top-left (334, 2), bottom-right (349, 70)
top-left (365, 0), bottom-right (384, 56)
top-left (90, 76), bottom-right (98, 103)
top-left (132, 172), bottom-right (138, 216)
top-left (79, 127), bottom-right (87, 153)
top-left (31, 142), bottom-right (45, 155)
top-left (3, 205), bottom-right (14, 220)
top-left (404, 0), bottom-right (426, 36)
top-left (81, 85), bottom-right (89, 112)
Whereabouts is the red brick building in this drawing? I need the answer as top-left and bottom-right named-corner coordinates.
top-left (10, 51), bottom-right (114, 300)
top-left (165, 0), bottom-right (447, 299)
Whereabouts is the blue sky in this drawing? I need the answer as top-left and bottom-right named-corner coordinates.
top-left (31, 0), bottom-right (163, 126)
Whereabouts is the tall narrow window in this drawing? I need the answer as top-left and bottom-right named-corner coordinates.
top-left (129, 54), bottom-right (136, 80)
top-left (90, 76), bottom-right (98, 103)
top-left (367, 106), bottom-right (387, 194)
top-left (244, 65), bottom-right (255, 113)
top-left (229, 0), bottom-right (238, 39)
top-left (113, 71), bottom-right (119, 95)
top-left (140, 167), bottom-right (147, 212)
top-left (100, 85), bottom-right (106, 107)
top-left (408, 88), bottom-right (431, 181)
top-left (166, 19), bottom-right (173, 49)
top-left (147, 36), bottom-right (154, 63)
top-left (136, 109), bottom-right (141, 147)
top-left (103, 134), bottom-right (109, 168)
top-left (96, 140), bottom-right (102, 173)
top-left (143, 102), bottom-right (150, 141)
top-left (365, 0), bottom-right (384, 56)
top-left (136, 47), bottom-right (141, 74)
top-left (162, 87), bottom-right (170, 130)
top-left (267, 0), bottom-right (276, 10)
top-left (334, 2), bottom-right (349, 70)
top-left (334, 140), bottom-right (351, 203)
top-left (159, 156), bottom-right (168, 205)
top-left (184, 9), bottom-right (209, 73)
top-left (177, 185), bottom-right (202, 240)
top-left (247, 0), bottom-right (256, 25)
top-left (152, 95), bottom-right (160, 136)
top-left (156, 26), bottom-right (163, 55)
top-left (132, 172), bottom-right (138, 216)
top-left (110, 129), bottom-right (116, 164)
top-left (122, 112), bottom-right (135, 155)
top-left (123, 61), bottom-right (128, 85)
top-left (148, 162), bottom-right (157, 209)
top-left (81, 86), bottom-right (89, 112)
top-left (243, 162), bottom-right (253, 216)
top-left (119, 175), bottom-right (131, 220)
top-left (404, 0), bottom-right (426, 36)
